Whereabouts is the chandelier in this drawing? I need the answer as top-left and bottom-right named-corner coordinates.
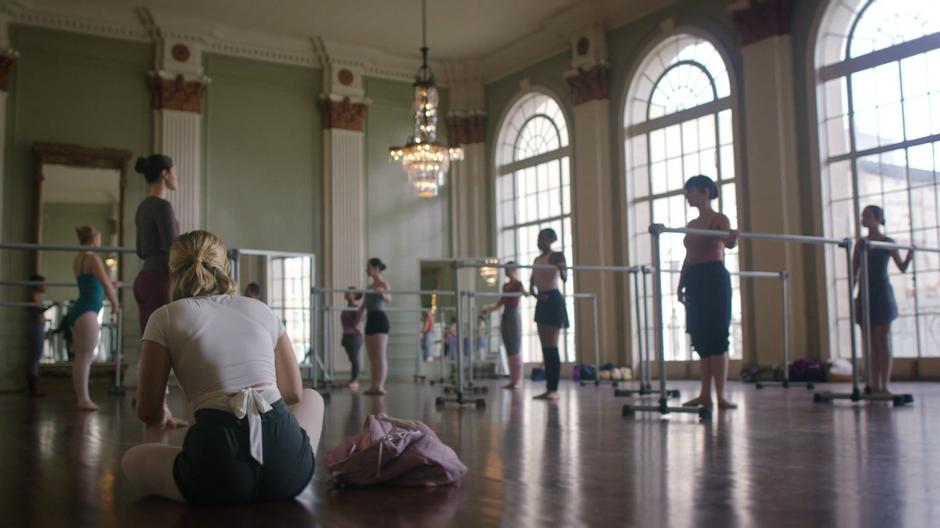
top-left (389, 0), bottom-right (463, 198)
top-left (479, 258), bottom-right (500, 287)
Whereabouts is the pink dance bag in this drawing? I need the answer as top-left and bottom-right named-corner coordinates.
top-left (325, 414), bottom-right (467, 487)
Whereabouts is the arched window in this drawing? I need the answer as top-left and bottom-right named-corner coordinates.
top-left (817, 0), bottom-right (940, 358)
top-left (495, 92), bottom-right (575, 362)
top-left (624, 34), bottom-right (742, 361)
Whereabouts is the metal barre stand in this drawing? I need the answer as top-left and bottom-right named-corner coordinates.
top-left (814, 238), bottom-right (920, 406)
top-left (751, 271), bottom-right (814, 390)
top-left (1, 242), bottom-right (136, 397)
top-left (466, 289), bottom-right (604, 388)
top-left (311, 287), bottom-right (457, 401)
top-left (315, 305), bottom-right (456, 387)
top-left (435, 263), bottom-right (486, 408)
top-left (614, 266), bottom-right (681, 399)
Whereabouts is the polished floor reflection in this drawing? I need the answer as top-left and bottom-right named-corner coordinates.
top-left (2, 378), bottom-right (939, 527)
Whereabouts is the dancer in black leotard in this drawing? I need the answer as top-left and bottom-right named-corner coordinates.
top-left (854, 205), bottom-right (913, 395)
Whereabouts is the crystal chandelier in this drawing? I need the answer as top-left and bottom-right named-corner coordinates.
top-left (389, 0), bottom-right (463, 198)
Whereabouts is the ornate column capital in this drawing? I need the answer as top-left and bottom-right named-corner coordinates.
top-left (149, 73), bottom-right (208, 113)
top-left (565, 64), bottom-right (610, 105)
top-left (0, 50), bottom-right (18, 92)
top-left (446, 112), bottom-right (486, 145)
top-left (732, 0), bottom-right (792, 46)
top-left (321, 95), bottom-right (370, 132)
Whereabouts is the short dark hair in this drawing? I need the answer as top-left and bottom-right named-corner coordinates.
top-left (244, 282), bottom-right (261, 296)
top-left (538, 228), bottom-right (558, 242)
top-left (684, 175), bottom-right (719, 200)
top-left (29, 274), bottom-right (45, 283)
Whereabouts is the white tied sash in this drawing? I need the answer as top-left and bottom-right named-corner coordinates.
top-left (193, 384), bottom-right (280, 466)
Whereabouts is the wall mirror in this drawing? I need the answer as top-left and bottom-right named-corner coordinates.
top-left (32, 143), bottom-right (129, 364)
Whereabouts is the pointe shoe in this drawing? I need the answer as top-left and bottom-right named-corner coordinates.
top-left (502, 383), bottom-right (518, 390)
top-left (364, 388), bottom-right (387, 396)
top-left (718, 399), bottom-right (737, 410)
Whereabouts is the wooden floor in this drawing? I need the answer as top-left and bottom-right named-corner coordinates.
top-left (2, 376), bottom-right (939, 527)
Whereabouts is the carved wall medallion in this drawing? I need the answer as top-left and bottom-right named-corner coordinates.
top-left (150, 74), bottom-right (207, 113)
top-left (446, 114), bottom-right (486, 145)
top-left (338, 69), bottom-right (355, 86)
top-left (322, 97), bottom-right (368, 131)
top-left (171, 43), bottom-right (191, 63)
top-left (577, 37), bottom-right (590, 56)
top-left (733, 0), bottom-right (792, 46)
top-left (0, 54), bottom-right (16, 92)
top-left (566, 64), bottom-right (610, 105)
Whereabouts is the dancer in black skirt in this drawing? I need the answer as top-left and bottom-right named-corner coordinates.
top-left (677, 175), bottom-right (738, 410)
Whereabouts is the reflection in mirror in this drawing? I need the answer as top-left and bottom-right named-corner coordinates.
top-left (33, 144), bottom-right (128, 367)
top-left (231, 251), bottom-right (313, 363)
top-left (419, 259), bottom-right (501, 378)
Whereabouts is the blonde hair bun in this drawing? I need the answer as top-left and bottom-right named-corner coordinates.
top-left (169, 230), bottom-right (236, 301)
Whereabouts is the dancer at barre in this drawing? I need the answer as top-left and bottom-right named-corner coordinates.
top-left (122, 230), bottom-right (323, 505)
top-left (361, 258), bottom-right (391, 395)
top-left (677, 175), bottom-right (738, 410)
top-left (854, 205), bottom-right (913, 395)
top-left (482, 262), bottom-right (526, 389)
top-left (341, 287), bottom-right (364, 389)
top-left (531, 228), bottom-right (568, 401)
top-left (69, 225), bottom-right (120, 411)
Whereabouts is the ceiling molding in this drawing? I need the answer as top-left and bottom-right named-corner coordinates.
top-left (3, 0), bottom-right (681, 87)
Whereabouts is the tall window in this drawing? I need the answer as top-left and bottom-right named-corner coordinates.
top-left (495, 92), bottom-right (575, 362)
top-left (624, 34), bottom-right (742, 361)
top-left (817, 0), bottom-right (940, 358)
top-left (268, 256), bottom-right (312, 362)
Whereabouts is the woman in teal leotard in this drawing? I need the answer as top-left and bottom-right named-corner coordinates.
top-left (70, 225), bottom-right (119, 411)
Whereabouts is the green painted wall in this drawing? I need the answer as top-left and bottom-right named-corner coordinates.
top-left (364, 77), bottom-right (452, 375)
top-left (0, 26), bottom-right (153, 391)
top-left (204, 54), bottom-right (321, 258)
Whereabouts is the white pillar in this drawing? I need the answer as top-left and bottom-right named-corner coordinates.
top-left (566, 65), bottom-right (621, 367)
top-left (321, 95), bottom-right (369, 374)
top-left (734, 0), bottom-right (810, 365)
top-left (447, 114), bottom-right (486, 257)
top-left (155, 108), bottom-right (202, 233)
top-left (150, 73), bottom-right (207, 233)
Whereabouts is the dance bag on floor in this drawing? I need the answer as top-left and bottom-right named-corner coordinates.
top-left (325, 414), bottom-right (467, 487)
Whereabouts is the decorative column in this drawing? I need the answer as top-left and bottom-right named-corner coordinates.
top-left (321, 62), bottom-right (369, 373)
top-left (732, 0), bottom-right (811, 366)
top-left (149, 39), bottom-right (208, 234)
top-left (447, 109), bottom-right (487, 258)
top-left (443, 76), bottom-right (487, 259)
top-left (0, 12), bottom-right (16, 252)
top-left (564, 26), bottom-right (624, 367)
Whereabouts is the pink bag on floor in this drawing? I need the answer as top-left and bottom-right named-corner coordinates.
top-left (325, 414), bottom-right (467, 487)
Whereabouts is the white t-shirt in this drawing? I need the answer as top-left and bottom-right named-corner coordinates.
top-left (142, 294), bottom-right (286, 413)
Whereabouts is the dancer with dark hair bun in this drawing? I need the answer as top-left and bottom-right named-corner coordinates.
top-left (678, 175), bottom-right (738, 411)
top-left (361, 258), bottom-right (391, 395)
top-left (531, 228), bottom-right (568, 401)
top-left (133, 154), bottom-right (178, 334)
top-left (854, 204), bottom-right (913, 395)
